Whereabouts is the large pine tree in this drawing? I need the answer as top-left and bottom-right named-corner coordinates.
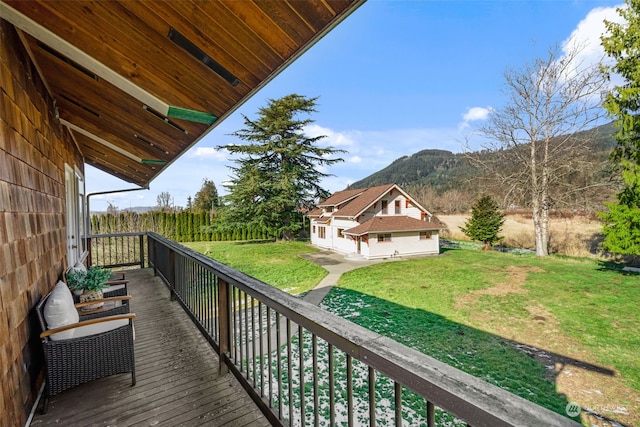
top-left (218, 94), bottom-right (344, 240)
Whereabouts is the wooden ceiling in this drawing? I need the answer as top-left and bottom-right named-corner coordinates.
top-left (1, 0), bottom-right (363, 187)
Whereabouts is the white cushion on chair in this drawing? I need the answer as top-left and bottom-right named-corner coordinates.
top-left (44, 281), bottom-right (79, 340)
top-left (71, 318), bottom-right (130, 339)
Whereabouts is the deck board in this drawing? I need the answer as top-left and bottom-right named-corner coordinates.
top-left (30, 269), bottom-right (270, 427)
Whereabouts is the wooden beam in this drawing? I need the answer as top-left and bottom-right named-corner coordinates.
top-left (59, 119), bottom-right (142, 164)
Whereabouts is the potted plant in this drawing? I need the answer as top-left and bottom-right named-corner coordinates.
top-left (67, 266), bottom-right (112, 311)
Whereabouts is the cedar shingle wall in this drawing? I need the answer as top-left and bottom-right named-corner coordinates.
top-left (1, 20), bottom-right (83, 426)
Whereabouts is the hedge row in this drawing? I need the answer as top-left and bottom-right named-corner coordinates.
top-left (90, 211), bottom-right (272, 242)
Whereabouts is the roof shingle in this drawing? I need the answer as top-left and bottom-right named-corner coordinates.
top-left (343, 215), bottom-right (447, 236)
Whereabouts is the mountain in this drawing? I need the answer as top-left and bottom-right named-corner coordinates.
top-left (349, 149), bottom-right (471, 192)
top-left (349, 122), bottom-right (618, 195)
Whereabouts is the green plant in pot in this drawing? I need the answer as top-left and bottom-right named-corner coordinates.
top-left (67, 266), bottom-right (112, 311)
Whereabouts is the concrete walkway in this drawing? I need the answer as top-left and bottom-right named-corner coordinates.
top-left (300, 251), bottom-right (400, 305)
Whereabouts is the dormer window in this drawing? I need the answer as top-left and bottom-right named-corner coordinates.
top-left (381, 200), bottom-right (388, 215)
top-left (326, 206), bottom-right (333, 213)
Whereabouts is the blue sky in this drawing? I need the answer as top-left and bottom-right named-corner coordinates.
top-left (87, 0), bottom-right (623, 211)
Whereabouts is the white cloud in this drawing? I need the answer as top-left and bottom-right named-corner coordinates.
top-left (349, 155), bottom-right (362, 164)
top-left (559, 4), bottom-right (625, 86)
top-left (304, 124), bottom-right (356, 147)
top-left (459, 106), bottom-right (492, 129)
top-left (188, 146), bottom-right (228, 161)
top-left (562, 5), bottom-right (623, 64)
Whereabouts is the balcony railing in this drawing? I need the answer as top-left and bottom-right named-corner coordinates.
top-left (87, 232), bottom-right (147, 269)
top-left (89, 232), bottom-right (580, 427)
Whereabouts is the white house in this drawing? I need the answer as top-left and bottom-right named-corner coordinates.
top-left (308, 184), bottom-right (447, 259)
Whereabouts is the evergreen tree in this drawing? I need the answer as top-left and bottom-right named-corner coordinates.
top-left (218, 94), bottom-right (344, 240)
top-left (461, 195), bottom-right (506, 250)
top-left (598, 162), bottom-right (640, 256)
top-left (599, 0), bottom-right (640, 257)
top-left (192, 178), bottom-right (220, 213)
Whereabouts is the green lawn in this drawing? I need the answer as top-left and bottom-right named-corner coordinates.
top-left (184, 240), bottom-right (639, 424)
top-left (322, 249), bottom-right (640, 424)
top-left (183, 240), bottom-right (326, 295)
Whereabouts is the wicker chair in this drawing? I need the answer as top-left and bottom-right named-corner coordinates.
top-left (36, 282), bottom-right (136, 413)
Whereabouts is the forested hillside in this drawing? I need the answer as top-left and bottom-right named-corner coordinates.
top-left (349, 122), bottom-right (618, 213)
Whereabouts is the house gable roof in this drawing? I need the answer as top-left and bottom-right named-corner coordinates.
top-left (317, 188), bottom-right (365, 208)
top-left (332, 183), bottom-right (396, 217)
top-left (342, 216), bottom-right (447, 236)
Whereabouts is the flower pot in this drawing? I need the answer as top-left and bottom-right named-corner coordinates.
top-left (79, 290), bottom-right (104, 311)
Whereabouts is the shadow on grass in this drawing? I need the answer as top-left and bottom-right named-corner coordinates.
top-left (231, 239), bottom-right (277, 246)
top-left (322, 287), bottom-right (628, 427)
top-left (596, 259), bottom-right (640, 275)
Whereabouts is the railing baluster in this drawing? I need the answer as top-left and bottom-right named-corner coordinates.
top-left (369, 367), bottom-right (376, 427)
top-left (251, 295), bottom-right (257, 388)
top-left (238, 287), bottom-right (244, 372)
top-left (299, 324), bottom-right (305, 426)
top-left (427, 400), bottom-right (435, 427)
top-left (258, 301), bottom-right (264, 396)
top-left (276, 312), bottom-right (282, 419)
top-left (287, 319), bottom-right (293, 424)
top-left (217, 278), bottom-right (230, 374)
top-left (329, 343), bottom-right (335, 427)
top-left (243, 292), bottom-right (249, 375)
top-left (313, 334), bottom-right (319, 427)
top-left (394, 382), bottom-right (402, 426)
top-left (139, 233), bottom-right (144, 267)
top-left (267, 306), bottom-right (273, 408)
top-left (215, 274), bottom-right (219, 342)
top-left (347, 354), bottom-right (353, 427)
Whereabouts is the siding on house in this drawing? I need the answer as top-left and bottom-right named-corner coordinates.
top-left (308, 184), bottom-right (446, 259)
top-left (0, 21), bottom-right (83, 425)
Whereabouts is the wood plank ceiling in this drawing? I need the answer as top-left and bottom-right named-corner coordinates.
top-left (0, 0), bottom-right (363, 187)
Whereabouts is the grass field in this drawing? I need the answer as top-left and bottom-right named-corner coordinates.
top-left (186, 240), bottom-right (639, 426)
top-left (324, 249), bottom-right (639, 426)
top-left (183, 240), bottom-right (327, 295)
top-left (439, 213), bottom-right (603, 257)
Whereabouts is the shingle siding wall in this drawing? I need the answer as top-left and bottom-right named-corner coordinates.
top-left (1, 20), bottom-right (82, 426)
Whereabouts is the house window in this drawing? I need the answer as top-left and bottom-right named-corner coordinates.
top-left (377, 233), bottom-right (391, 242)
top-left (395, 200), bottom-right (401, 214)
top-left (313, 225), bottom-right (316, 234)
top-left (381, 200), bottom-right (388, 215)
top-left (420, 231), bottom-right (432, 240)
top-left (337, 228), bottom-right (344, 238)
top-left (318, 226), bottom-right (326, 239)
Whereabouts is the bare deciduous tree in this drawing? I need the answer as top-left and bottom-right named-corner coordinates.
top-left (468, 44), bottom-right (607, 256)
top-left (156, 191), bottom-right (174, 212)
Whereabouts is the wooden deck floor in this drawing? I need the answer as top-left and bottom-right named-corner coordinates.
top-left (30, 268), bottom-right (270, 427)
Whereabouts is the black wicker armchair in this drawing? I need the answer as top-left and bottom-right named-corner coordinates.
top-left (36, 282), bottom-right (136, 413)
